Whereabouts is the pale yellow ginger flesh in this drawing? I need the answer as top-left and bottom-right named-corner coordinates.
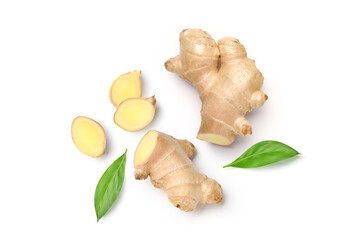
top-left (134, 130), bottom-right (222, 212)
top-left (165, 28), bottom-right (268, 145)
top-left (109, 70), bottom-right (142, 107)
top-left (197, 134), bottom-right (231, 146)
top-left (114, 96), bottom-right (156, 132)
top-left (71, 116), bottom-right (106, 157)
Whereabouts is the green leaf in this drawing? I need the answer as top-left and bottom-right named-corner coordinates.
top-left (94, 150), bottom-right (127, 221)
top-left (223, 141), bottom-right (300, 168)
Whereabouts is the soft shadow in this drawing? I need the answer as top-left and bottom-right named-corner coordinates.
top-left (245, 108), bottom-right (266, 121)
top-left (227, 136), bottom-right (249, 150)
top-left (98, 126), bottom-right (114, 161)
top-left (149, 100), bottom-right (160, 126)
top-left (203, 136), bottom-right (249, 158)
top-left (191, 147), bottom-right (198, 160)
top-left (140, 70), bottom-right (148, 97)
top-left (253, 155), bottom-right (301, 171)
top-left (191, 189), bottom-right (228, 216)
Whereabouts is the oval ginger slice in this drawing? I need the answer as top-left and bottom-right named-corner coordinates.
top-left (71, 116), bottom-right (106, 157)
top-left (114, 96), bottom-right (156, 132)
top-left (109, 70), bottom-right (142, 107)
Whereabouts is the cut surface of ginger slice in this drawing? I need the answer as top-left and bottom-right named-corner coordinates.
top-left (114, 96), bottom-right (156, 132)
top-left (134, 130), bottom-right (158, 166)
top-left (109, 70), bottom-right (142, 107)
top-left (71, 116), bottom-right (106, 157)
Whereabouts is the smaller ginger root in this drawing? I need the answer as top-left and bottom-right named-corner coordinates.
top-left (114, 96), bottom-right (156, 132)
top-left (134, 130), bottom-right (222, 211)
top-left (109, 70), bottom-right (142, 107)
top-left (71, 116), bottom-right (106, 157)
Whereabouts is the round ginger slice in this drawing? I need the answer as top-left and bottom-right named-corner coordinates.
top-left (114, 96), bottom-right (156, 132)
top-left (71, 116), bottom-right (106, 157)
top-left (109, 70), bottom-right (142, 107)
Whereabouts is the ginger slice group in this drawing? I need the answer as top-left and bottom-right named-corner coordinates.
top-left (109, 71), bottom-right (156, 132)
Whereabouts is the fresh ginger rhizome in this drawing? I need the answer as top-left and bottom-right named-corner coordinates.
top-left (165, 29), bottom-right (267, 145)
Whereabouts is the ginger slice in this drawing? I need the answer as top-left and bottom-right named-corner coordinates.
top-left (71, 116), bottom-right (106, 157)
top-left (109, 70), bottom-right (142, 107)
top-left (114, 96), bottom-right (156, 132)
top-left (134, 130), bottom-right (222, 211)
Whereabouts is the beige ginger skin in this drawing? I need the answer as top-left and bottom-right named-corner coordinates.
top-left (165, 29), bottom-right (268, 145)
top-left (134, 130), bottom-right (222, 212)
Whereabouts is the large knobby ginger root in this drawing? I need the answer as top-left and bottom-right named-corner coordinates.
top-left (134, 130), bottom-right (222, 211)
top-left (165, 29), bottom-right (268, 145)
top-left (114, 96), bottom-right (156, 132)
top-left (109, 70), bottom-right (142, 107)
top-left (71, 116), bottom-right (106, 157)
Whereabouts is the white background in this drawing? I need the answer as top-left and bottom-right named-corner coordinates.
top-left (1, 0), bottom-right (344, 239)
